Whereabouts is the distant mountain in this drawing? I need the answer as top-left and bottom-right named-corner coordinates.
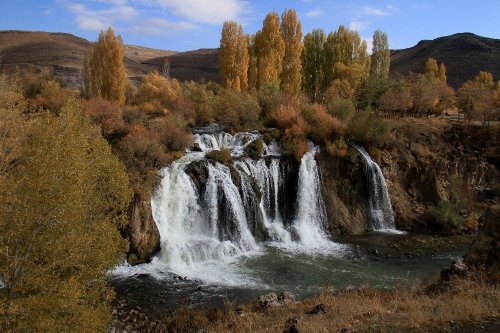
top-left (390, 33), bottom-right (500, 88)
top-left (0, 30), bottom-right (218, 87)
top-left (1, 30), bottom-right (498, 90)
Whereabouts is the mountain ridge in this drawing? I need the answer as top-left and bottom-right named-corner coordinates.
top-left (0, 30), bottom-right (498, 89)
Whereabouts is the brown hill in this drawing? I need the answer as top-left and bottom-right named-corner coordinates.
top-left (0, 30), bottom-right (217, 87)
top-left (2, 30), bottom-right (499, 90)
top-left (390, 33), bottom-right (500, 88)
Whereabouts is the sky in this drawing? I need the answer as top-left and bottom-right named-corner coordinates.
top-left (1, 1), bottom-right (499, 52)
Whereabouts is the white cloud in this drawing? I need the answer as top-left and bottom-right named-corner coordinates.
top-left (130, 18), bottom-right (195, 34)
top-left (43, 8), bottom-right (54, 15)
top-left (305, 8), bottom-right (322, 17)
top-left (362, 5), bottom-right (394, 16)
top-left (140, 0), bottom-right (249, 25)
top-left (349, 20), bottom-right (370, 32)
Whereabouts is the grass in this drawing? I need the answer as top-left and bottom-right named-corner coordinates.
top-left (159, 274), bottom-right (499, 332)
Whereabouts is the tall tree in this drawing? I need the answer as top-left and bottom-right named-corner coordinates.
top-left (424, 58), bottom-right (439, 79)
top-left (219, 21), bottom-right (249, 92)
top-left (83, 27), bottom-right (126, 104)
top-left (369, 29), bottom-right (390, 88)
top-left (438, 63), bottom-right (447, 82)
top-left (302, 29), bottom-right (326, 102)
top-left (0, 97), bottom-right (131, 331)
top-left (323, 25), bottom-right (370, 91)
top-left (256, 12), bottom-right (285, 88)
top-left (247, 33), bottom-right (259, 90)
top-left (280, 9), bottom-right (303, 95)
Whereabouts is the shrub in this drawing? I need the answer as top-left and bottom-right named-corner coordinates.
top-left (149, 114), bottom-right (192, 151)
top-left (244, 138), bottom-right (264, 159)
top-left (135, 71), bottom-right (181, 108)
top-left (206, 148), bottom-right (232, 165)
top-left (279, 137), bottom-right (309, 161)
top-left (327, 97), bottom-right (356, 121)
top-left (82, 97), bottom-right (127, 141)
top-left (304, 103), bottom-right (346, 144)
top-left (269, 103), bottom-right (300, 129)
top-left (347, 112), bottom-right (391, 148)
top-left (212, 90), bottom-right (261, 129)
top-left (26, 78), bottom-right (67, 113)
top-left (182, 81), bottom-right (216, 124)
top-left (429, 201), bottom-right (464, 230)
top-left (326, 136), bottom-right (348, 158)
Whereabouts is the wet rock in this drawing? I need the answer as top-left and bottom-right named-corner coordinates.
top-left (126, 193), bottom-right (160, 265)
top-left (279, 291), bottom-right (296, 305)
top-left (192, 142), bottom-right (202, 152)
top-left (309, 303), bottom-right (327, 315)
top-left (258, 292), bottom-right (281, 308)
top-left (283, 316), bottom-right (301, 333)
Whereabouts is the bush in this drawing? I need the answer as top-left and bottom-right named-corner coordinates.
top-left (304, 103), bottom-right (346, 144)
top-left (347, 112), bottom-right (391, 148)
top-left (82, 97), bottom-right (127, 141)
top-left (182, 81), bottom-right (216, 124)
top-left (149, 114), bottom-right (192, 151)
top-left (429, 201), bottom-right (464, 230)
top-left (327, 97), bottom-right (356, 121)
top-left (279, 136), bottom-right (309, 161)
top-left (206, 148), bottom-right (232, 165)
top-left (244, 138), bottom-right (264, 159)
top-left (212, 90), bottom-right (261, 129)
top-left (326, 136), bottom-right (348, 158)
top-left (135, 71), bottom-right (181, 108)
top-left (269, 103), bottom-right (300, 129)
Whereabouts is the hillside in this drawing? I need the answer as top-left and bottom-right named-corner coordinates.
top-left (1, 30), bottom-right (499, 89)
top-left (0, 30), bottom-right (217, 87)
top-left (391, 33), bottom-right (500, 88)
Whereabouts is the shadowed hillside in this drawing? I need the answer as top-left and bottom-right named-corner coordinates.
top-left (391, 33), bottom-right (500, 88)
top-left (2, 30), bottom-right (499, 89)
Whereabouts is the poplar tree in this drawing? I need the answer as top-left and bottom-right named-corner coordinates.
top-left (302, 29), bottom-right (326, 102)
top-left (256, 12), bottom-right (285, 88)
top-left (424, 58), bottom-right (439, 79)
top-left (438, 63), bottom-right (447, 82)
top-left (323, 25), bottom-right (370, 91)
top-left (83, 27), bottom-right (126, 104)
top-left (219, 21), bottom-right (249, 92)
top-left (247, 33), bottom-right (259, 90)
top-left (369, 29), bottom-right (390, 88)
top-left (280, 9), bottom-right (303, 95)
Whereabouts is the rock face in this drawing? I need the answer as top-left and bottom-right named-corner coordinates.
top-left (464, 207), bottom-right (500, 280)
top-left (126, 193), bottom-right (160, 265)
top-left (318, 152), bottom-right (368, 234)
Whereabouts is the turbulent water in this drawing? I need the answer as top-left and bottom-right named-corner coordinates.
top-left (122, 130), bottom-right (343, 285)
top-left (351, 143), bottom-right (402, 233)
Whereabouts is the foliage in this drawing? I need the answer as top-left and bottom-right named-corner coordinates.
top-left (280, 9), bottom-right (303, 95)
top-left (303, 103), bottom-right (346, 144)
top-left (326, 136), bottom-right (348, 158)
top-left (347, 111), bottom-right (391, 148)
top-left (0, 98), bottom-right (131, 332)
top-left (326, 97), bottom-right (356, 121)
top-left (182, 81), bottom-right (217, 124)
top-left (206, 148), bottom-right (232, 165)
top-left (244, 138), bottom-right (264, 159)
top-left (25, 77), bottom-right (67, 113)
top-left (82, 97), bottom-right (127, 141)
top-left (135, 70), bottom-right (182, 110)
top-left (457, 71), bottom-right (497, 123)
top-left (302, 29), bottom-right (326, 102)
top-left (378, 78), bottom-right (413, 115)
top-left (369, 29), bottom-right (391, 104)
top-left (83, 27), bottom-right (126, 104)
top-left (219, 21), bottom-right (249, 92)
top-left (212, 89), bottom-right (261, 129)
top-left (255, 12), bottom-right (285, 88)
top-left (429, 201), bottom-right (464, 230)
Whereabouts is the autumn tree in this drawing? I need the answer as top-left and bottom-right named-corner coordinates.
top-left (247, 34), bottom-right (259, 90)
top-left (424, 58), bottom-right (439, 79)
top-left (256, 12), bottom-right (285, 88)
top-left (0, 96), bottom-right (131, 331)
top-left (369, 29), bottom-right (390, 106)
top-left (83, 27), bottom-right (126, 104)
top-left (458, 71), bottom-right (496, 123)
top-left (438, 63), bottom-right (447, 82)
top-left (219, 21), bottom-right (249, 92)
top-left (379, 78), bottom-right (413, 117)
top-left (280, 9), bottom-right (303, 95)
top-left (323, 25), bottom-right (370, 91)
top-left (302, 29), bottom-right (326, 102)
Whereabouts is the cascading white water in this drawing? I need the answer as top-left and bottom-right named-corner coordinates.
top-left (117, 130), bottom-right (344, 284)
top-left (293, 145), bottom-right (331, 248)
top-left (351, 143), bottom-right (401, 233)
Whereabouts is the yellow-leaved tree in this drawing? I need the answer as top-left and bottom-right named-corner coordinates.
top-left (219, 21), bottom-right (249, 92)
top-left (280, 9), bottom-right (303, 95)
top-left (83, 27), bottom-right (126, 104)
top-left (0, 79), bottom-right (131, 332)
top-left (256, 12), bottom-right (285, 88)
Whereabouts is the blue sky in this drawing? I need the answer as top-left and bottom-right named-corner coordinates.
top-left (1, 1), bottom-right (499, 52)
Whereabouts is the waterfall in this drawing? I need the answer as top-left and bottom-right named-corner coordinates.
top-left (350, 143), bottom-right (401, 232)
top-left (146, 130), bottom-right (340, 282)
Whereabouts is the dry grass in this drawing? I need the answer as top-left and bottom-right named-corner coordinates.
top-left (161, 275), bottom-right (499, 333)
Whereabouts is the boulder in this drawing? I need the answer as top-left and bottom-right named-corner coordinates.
top-left (283, 316), bottom-right (301, 333)
top-left (257, 292), bottom-right (281, 308)
top-left (279, 291), bottom-right (296, 305)
top-left (309, 303), bottom-right (327, 315)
